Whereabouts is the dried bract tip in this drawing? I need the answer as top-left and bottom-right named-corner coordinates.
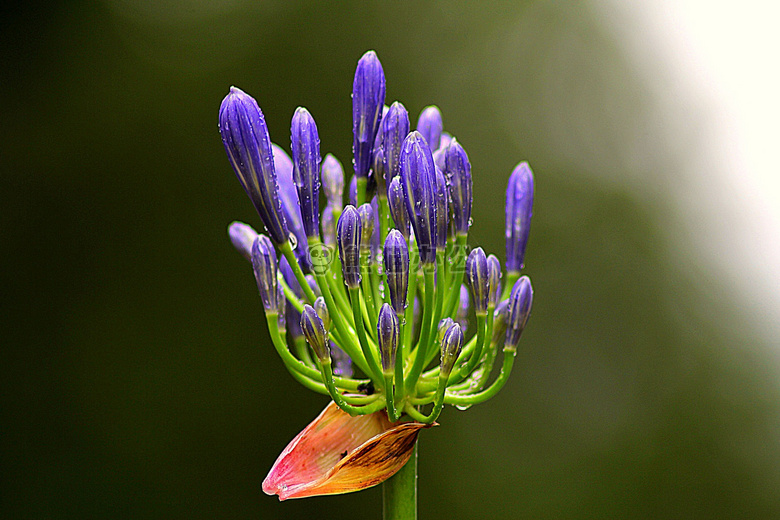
top-left (219, 87), bottom-right (288, 244)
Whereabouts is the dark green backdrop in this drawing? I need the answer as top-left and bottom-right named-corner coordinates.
top-left (3, 1), bottom-right (780, 518)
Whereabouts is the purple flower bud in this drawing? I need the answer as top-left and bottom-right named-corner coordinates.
top-left (505, 162), bottom-right (534, 272)
top-left (331, 343), bottom-right (353, 378)
top-left (373, 145), bottom-right (386, 197)
top-left (277, 284), bottom-right (287, 334)
top-left (439, 132), bottom-right (452, 151)
top-left (357, 203), bottom-right (375, 251)
top-left (487, 254), bottom-right (502, 308)
top-left (377, 303), bottom-right (399, 374)
top-left (416, 105), bottom-right (443, 151)
top-left (399, 131), bottom-right (437, 264)
top-left (440, 322), bottom-right (464, 377)
top-left (388, 176), bottom-right (410, 239)
top-left (505, 276), bottom-right (533, 351)
top-left (290, 107), bottom-right (321, 238)
top-left (434, 166), bottom-right (449, 250)
top-left (437, 317), bottom-right (455, 344)
top-left (228, 221), bottom-right (259, 262)
top-left (286, 301), bottom-right (302, 340)
top-left (445, 139), bottom-right (472, 236)
top-left (352, 50), bottom-right (386, 179)
top-left (349, 175), bottom-right (357, 207)
top-left (301, 304), bottom-right (330, 362)
top-left (383, 229), bottom-right (409, 315)
top-left (337, 205), bottom-right (362, 288)
top-left (382, 102), bottom-right (410, 192)
top-left (251, 235), bottom-right (278, 312)
top-left (491, 299), bottom-right (510, 347)
top-left (273, 144), bottom-right (310, 270)
top-left (219, 87), bottom-right (288, 244)
top-left (456, 284), bottom-right (470, 334)
top-left (466, 247), bottom-right (489, 315)
top-left (321, 204), bottom-right (337, 247)
top-left (321, 153), bottom-right (345, 210)
top-left (314, 296), bottom-right (330, 331)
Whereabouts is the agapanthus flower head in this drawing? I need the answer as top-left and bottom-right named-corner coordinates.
top-left (387, 176), bottom-right (410, 239)
top-left (353, 50), bottom-right (386, 179)
top-left (321, 153), bottom-right (345, 210)
top-left (291, 107), bottom-right (321, 238)
top-left (416, 105), bottom-right (443, 151)
top-left (505, 276), bottom-right (533, 352)
top-left (301, 304), bottom-right (330, 363)
top-left (220, 87), bottom-right (288, 245)
top-left (228, 221), bottom-right (258, 261)
top-left (377, 304), bottom-right (399, 375)
top-left (251, 235), bottom-right (278, 312)
top-left (382, 101), bottom-right (410, 192)
top-left (505, 162), bottom-right (534, 272)
top-left (337, 205), bottom-right (362, 288)
top-left (399, 131), bottom-right (437, 264)
top-left (383, 229), bottom-right (409, 315)
top-left (445, 139), bottom-right (472, 236)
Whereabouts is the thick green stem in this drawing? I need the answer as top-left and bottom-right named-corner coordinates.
top-left (383, 442), bottom-right (417, 520)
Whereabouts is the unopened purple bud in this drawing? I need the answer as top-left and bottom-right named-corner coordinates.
top-left (301, 304), bottom-right (330, 362)
top-left (286, 301), bottom-right (302, 340)
top-left (321, 204), bottom-right (337, 247)
top-left (445, 139), bottom-right (472, 236)
top-left (505, 276), bottom-right (533, 351)
top-left (321, 154), bottom-right (345, 210)
top-left (352, 50), bottom-right (386, 179)
top-left (388, 176), bottom-right (410, 239)
top-left (314, 296), bottom-right (330, 331)
top-left (357, 203), bottom-right (375, 250)
top-left (487, 254), bottom-right (502, 308)
top-left (491, 299), bottom-right (510, 347)
top-left (399, 131), bottom-right (437, 264)
top-left (373, 146), bottom-right (386, 197)
top-left (384, 229), bottom-right (409, 315)
top-left (219, 87), bottom-right (288, 245)
top-left (434, 166), bottom-right (449, 250)
top-left (349, 176), bottom-right (357, 207)
top-left (437, 317), bottom-right (455, 344)
top-left (277, 284), bottom-right (287, 334)
top-left (505, 162), bottom-right (534, 272)
top-left (291, 107), bottom-right (321, 238)
top-left (466, 247), bottom-right (489, 315)
top-left (456, 284), bottom-right (469, 334)
top-left (382, 102), bottom-right (410, 192)
top-left (273, 144), bottom-right (310, 270)
top-left (439, 132), bottom-right (452, 151)
top-left (228, 221), bottom-right (259, 261)
top-left (377, 303), bottom-right (399, 374)
top-left (416, 106), bottom-right (443, 151)
top-left (440, 322), bottom-right (464, 377)
top-left (251, 235), bottom-right (278, 312)
top-left (370, 197), bottom-right (381, 258)
top-left (337, 205), bottom-right (362, 288)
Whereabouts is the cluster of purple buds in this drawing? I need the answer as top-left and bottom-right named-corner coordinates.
top-left (220, 50), bottom-right (535, 423)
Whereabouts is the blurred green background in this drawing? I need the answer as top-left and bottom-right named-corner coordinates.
top-left (3, 1), bottom-right (780, 518)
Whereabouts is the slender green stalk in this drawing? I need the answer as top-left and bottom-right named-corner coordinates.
top-left (443, 235), bottom-right (468, 317)
top-left (356, 177), bottom-right (367, 207)
top-left (279, 241), bottom-right (317, 303)
top-left (349, 287), bottom-right (385, 384)
top-left (444, 349), bottom-right (517, 405)
top-left (383, 443), bottom-right (417, 520)
top-left (405, 267), bottom-right (435, 395)
top-left (501, 271), bottom-right (520, 300)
